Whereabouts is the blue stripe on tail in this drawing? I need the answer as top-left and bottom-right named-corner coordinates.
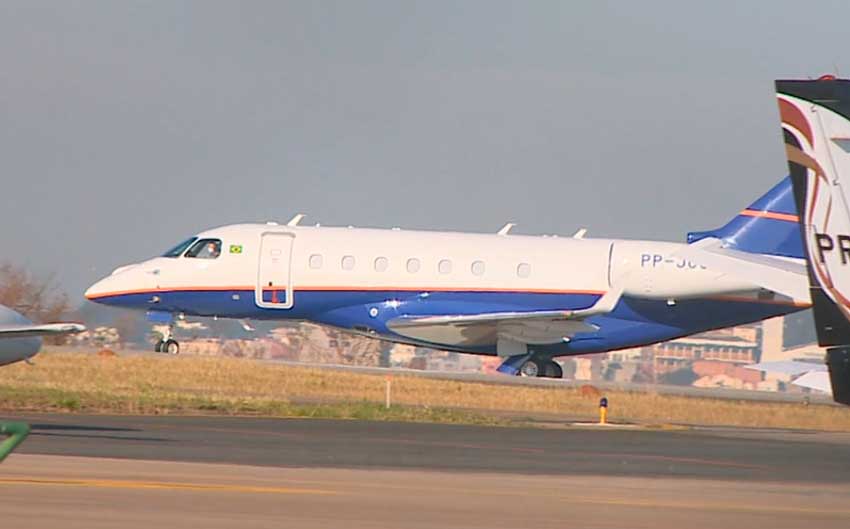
top-left (687, 177), bottom-right (803, 258)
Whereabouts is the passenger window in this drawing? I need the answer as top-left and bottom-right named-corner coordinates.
top-left (341, 255), bottom-right (356, 270)
top-left (185, 239), bottom-right (222, 259)
top-left (438, 259), bottom-right (452, 274)
top-left (374, 257), bottom-right (389, 272)
top-left (407, 258), bottom-right (421, 273)
top-left (517, 263), bottom-right (531, 278)
top-left (309, 254), bottom-right (323, 269)
top-left (471, 260), bottom-right (485, 276)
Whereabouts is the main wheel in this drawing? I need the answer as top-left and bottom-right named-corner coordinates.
top-left (164, 339), bottom-right (180, 355)
top-left (519, 359), bottom-right (542, 377)
top-left (154, 340), bottom-right (164, 353)
top-left (544, 360), bottom-right (563, 379)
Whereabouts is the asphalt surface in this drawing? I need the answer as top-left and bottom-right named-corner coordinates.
top-left (7, 413), bottom-right (850, 482)
top-left (5, 454), bottom-right (849, 529)
top-left (3, 414), bottom-right (850, 528)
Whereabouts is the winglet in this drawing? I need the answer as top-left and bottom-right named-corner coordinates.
top-left (572, 228), bottom-right (588, 239)
top-left (585, 285), bottom-right (623, 315)
top-left (497, 223), bottom-right (516, 236)
top-left (563, 285), bottom-right (623, 318)
top-left (286, 213), bottom-right (305, 227)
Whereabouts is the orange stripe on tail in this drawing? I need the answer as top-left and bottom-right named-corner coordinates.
top-left (739, 209), bottom-right (799, 222)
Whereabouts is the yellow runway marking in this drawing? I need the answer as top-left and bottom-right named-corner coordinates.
top-left (0, 477), bottom-right (335, 495)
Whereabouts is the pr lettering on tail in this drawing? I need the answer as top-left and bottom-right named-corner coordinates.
top-left (777, 76), bottom-right (850, 405)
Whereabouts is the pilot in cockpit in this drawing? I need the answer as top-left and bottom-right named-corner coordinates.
top-left (200, 241), bottom-right (221, 259)
top-left (184, 239), bottom-right (222, 259)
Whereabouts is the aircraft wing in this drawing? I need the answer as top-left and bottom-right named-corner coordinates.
top-left (791, 371), bottom-right (832, 393)
top-left (387, 288), bottom-right (620, 347)
top-left (0, 323), bottom-right (86, 339)
top-left (745, 361), bottom-right (831, 394)
top-left (680, 237), bottom-right (809, 301)
top-left (744, 361), bottom-right (827, 376)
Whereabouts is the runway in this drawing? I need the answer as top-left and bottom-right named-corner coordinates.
top-left (3, 414), bottom-right (850, 528)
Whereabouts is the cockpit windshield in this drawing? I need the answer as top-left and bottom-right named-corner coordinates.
top-left (185, 238), bottom-right (222, 259)
top-left (162, 237), bottom-right (198, 258)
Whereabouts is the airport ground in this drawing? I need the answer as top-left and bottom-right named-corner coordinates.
top-left (3, 352), bottom-right (849, 432)
top-left (2, 353), bottom-right (850, 527)
top-left (2, 413), bottom-right (850, 528)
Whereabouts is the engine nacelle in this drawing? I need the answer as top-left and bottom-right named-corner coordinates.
top-left (610, 241), bottom-right (758, 300)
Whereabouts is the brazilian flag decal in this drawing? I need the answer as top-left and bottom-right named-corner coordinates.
top-left (229, 244), bottom-right (243, 254)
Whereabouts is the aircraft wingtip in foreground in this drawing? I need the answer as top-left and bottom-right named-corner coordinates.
top-left (87, 79), bottom-right (833, 380)
top-left (0, 304), bottom-right (85, 366)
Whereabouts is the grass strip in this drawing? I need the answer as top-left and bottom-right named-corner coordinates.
top-left (0, 352), bottom-right (847, 431)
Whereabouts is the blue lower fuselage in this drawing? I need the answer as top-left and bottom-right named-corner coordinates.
top-left (92, 288), bottom-right (802, 357)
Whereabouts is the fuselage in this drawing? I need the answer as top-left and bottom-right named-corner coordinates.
top-left (85, 223), bottom-right (810, 357)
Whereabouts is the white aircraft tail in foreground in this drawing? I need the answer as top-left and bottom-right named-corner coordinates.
top-left (777, 75), bottom-right (850, 405)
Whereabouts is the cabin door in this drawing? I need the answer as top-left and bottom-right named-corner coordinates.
top-left (255, 231), bottom-right (295, 309)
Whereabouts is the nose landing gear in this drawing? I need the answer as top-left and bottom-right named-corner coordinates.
top-left (154, 338), bottom-right (180, 355)
top-left (153, 323), bottom-right (180, 355)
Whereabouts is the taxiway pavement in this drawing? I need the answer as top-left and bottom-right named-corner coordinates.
top-left (1, 413), bottom-right (848, 528)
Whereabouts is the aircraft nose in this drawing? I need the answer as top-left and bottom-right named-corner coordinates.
top-left (85, 272), bottom-right (128, 303)
top-left (84, 278), bottom-right (109, 302)
top-left (85, 262), bottom-right (152, 305)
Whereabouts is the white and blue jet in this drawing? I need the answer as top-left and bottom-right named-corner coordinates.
top-left (84, 177), bottom-right (811, 378)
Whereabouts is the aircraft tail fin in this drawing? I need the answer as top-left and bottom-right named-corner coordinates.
top-left (687, 176), bottom-right (803, 259)
top-left (777, 76), bottom-right (850, 405)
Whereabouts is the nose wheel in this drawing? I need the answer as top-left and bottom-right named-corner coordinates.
top-left (155, 339), bottom-right (180, 355)
top-left (153, 322), bottom-right (180, 355)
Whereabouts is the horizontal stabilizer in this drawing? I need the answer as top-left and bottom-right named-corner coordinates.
top-left (681, 238), bottom-right (808, 301)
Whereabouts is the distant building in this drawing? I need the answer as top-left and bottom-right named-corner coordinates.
top-left (650, 325), bottom-right (759, 379)
top-left (388, 344), bottom-right (417, 366)
top-left (69, 326), bottom-right (120, 347)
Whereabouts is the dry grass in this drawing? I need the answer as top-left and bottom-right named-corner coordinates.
top-left (2, 351), bottom-right (850, 431)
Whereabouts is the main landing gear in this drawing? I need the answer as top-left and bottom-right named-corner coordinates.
top-left (153, 323), bottom-right (180, 355)
top-left (519, 356), bottom-right (563, 378)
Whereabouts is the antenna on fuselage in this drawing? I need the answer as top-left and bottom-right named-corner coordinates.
top-left (572, 228), bottom-right (588, 239)
top-left (497, 223), bottom-right (516, 236)
top-left (287, 213), bottom-right (306, 227)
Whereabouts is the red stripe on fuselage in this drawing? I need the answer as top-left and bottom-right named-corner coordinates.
top-left (86, 286), bottom-right (809, 308)
top-left (85, 285), bottom-right (608, 300)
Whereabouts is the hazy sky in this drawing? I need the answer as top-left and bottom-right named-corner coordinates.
top-left (1, 1), bottom-right (848, 299)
